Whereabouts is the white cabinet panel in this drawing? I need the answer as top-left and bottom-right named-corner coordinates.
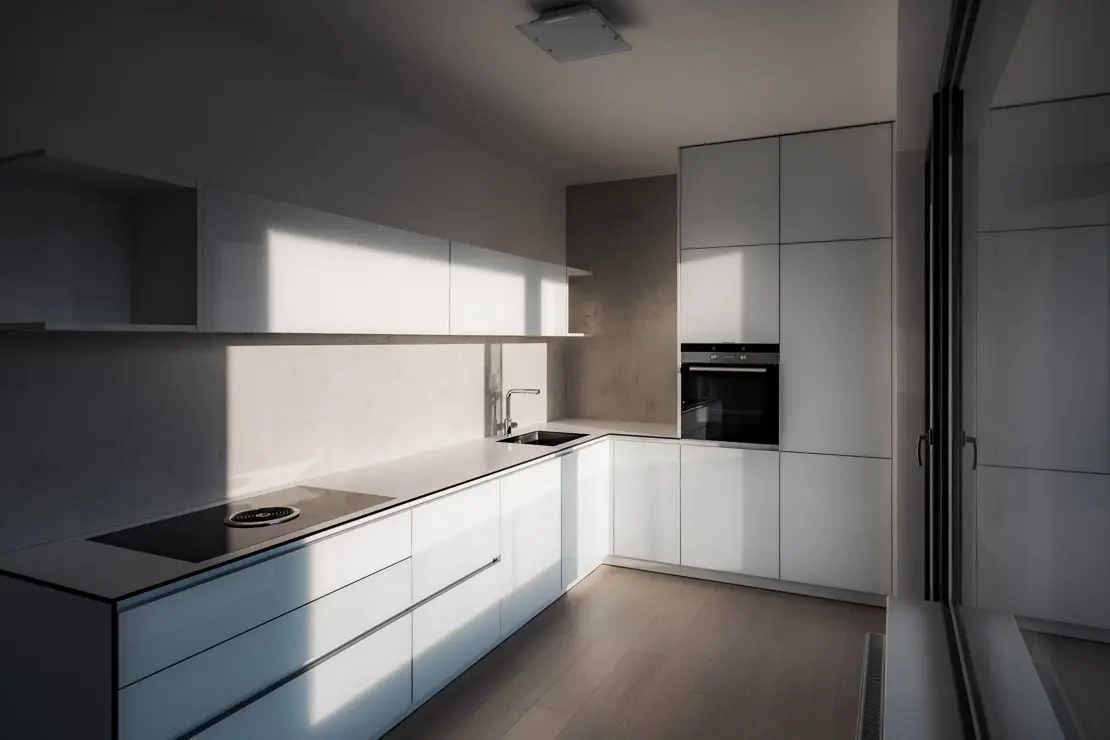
top-left (201, 189), bottom-right (449, 334)
top-left (681, 137), bottom-right (779, 249)
top-left (781, 239), bottom-right (892, 458)
top-left (780, 453), bottom-right (891, 595)
top-left (412, 564), bottom-right (502, 703)
top-left (412, 480), bottom-right (500, 603)
top-left (195, 614), bottom-right (412, 740)
top-left (977, 467), bottom-right (1110, 630)
top-left (612, 439), bottom-right (680, 564)
top-left (680, 244), bottom-right (779, 344)
top-left (121, 559), bottom-right (412, 740)
top-left (780, 124), bottom-right (892, 243)
top-left (977, 227), bottom-right (1110, 474)
top-left (980, 96), bottom-right (1110, 231)
top-left (562, 441), bottom-right (612, 589)
top-left (449, 242), bottom-right (567, 336)
top-left (119, 510), bottom-right (411, 687)
top-left (501, 459), bottom-right (563, 636)
top-left (680, 445), bottom-right (779, 579)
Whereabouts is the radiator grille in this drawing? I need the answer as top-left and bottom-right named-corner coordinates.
top-left (856, 632), bottom-right (885, 740)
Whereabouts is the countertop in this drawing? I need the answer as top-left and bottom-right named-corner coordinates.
top-left (0, 418), bottom-right (676, 603)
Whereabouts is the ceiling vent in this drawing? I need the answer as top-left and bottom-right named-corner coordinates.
top-left (517, 3), bottom-right (631, 62)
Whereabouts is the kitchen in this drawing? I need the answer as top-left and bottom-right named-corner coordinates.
top-left (2, 1), bottom-right (1106, 739)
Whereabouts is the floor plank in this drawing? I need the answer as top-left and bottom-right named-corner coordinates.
top-left (499, 705), bottom-right (572, 740)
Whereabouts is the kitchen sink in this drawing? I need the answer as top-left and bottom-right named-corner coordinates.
top-left (499, 431), bottom-right (588, 447)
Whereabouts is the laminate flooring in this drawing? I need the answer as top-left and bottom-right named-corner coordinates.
top-left (384, 565), bottom-right (884, 740)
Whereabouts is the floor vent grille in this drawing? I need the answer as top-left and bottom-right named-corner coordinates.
top-left (856, 632), bottom-right (885, 740)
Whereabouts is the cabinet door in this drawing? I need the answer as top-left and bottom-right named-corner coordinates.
top-left (562, 441), bottom-right (612, 589)
top-left (612, 439), bottom-right (680, 564)
top-left (780, 124), bottom-right (892, 243)
top-left (780, 453), bottom-right (891, 595)
top-left (412, 480), bottom-right (500, 603)
top-left (680, 137), bottom-right (779, 249)
top-left (412, 564), bottom-right (502, 703)
top-left (977, 467), bottom-right (1110, 630)
top-left (449, 242), bottom-right (567, 336)
top-left (977, 226), bottom-right (1110, 474)
top-left (781, 239), bottom-right (891, 458)
top-left (680, 244), bottom-right (779, 344)
top-left (501, 459), bottom-right (563, 636)
top-left (680, 445), bottom-right (779, 579)
top-left (201, 188), bottom-right (450, 334)
top-left (194, 614), bottom-right (412, 740)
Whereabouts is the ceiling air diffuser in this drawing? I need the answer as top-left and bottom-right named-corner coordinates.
top-left (517, 3), bottom-right (631, 62)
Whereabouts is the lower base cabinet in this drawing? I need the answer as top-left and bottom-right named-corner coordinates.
top-left (612, 439), bottom-right (681, 564)
top-left (780, 452), bottom-right (891, 595)
top-left (195, 615), bottom-right (413, 740)
top-left (562, 441), bottom-right (612, 589)
top-left (412, 563), bottom-right (502, 704)
top-left (501, 459), bottom-right (563, 637)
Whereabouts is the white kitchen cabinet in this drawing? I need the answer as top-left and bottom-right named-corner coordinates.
top-left (977, 226), bottom-right (1110, 474)
top-left (780, 452), bottom-right (891, 595)
top-left (612, 439), bottom-right (680, 564)
top-left (680, 445), bottom-right (779, 579)
top-left (448, 241), bottom-right (568, 336)
top-left (562, 441), bottom-right (612, 589)
top-left (412, 564), bottom-right (502, 703)
top-left (500, 459), bottom-right (563, 636)
top-left (680, 244), bottom-right (779, 344)
top-left (411, 479), bottom-right (500, 603)
top-left (194, 614), bottom-right (412, 740)
top-left (201, 188), bottom-right (450, 334)
top-left (680, 137), bottom-right (779, 249)
top-left (780, 239), bottom-right (892, 459)
top-left (976, 466), bottom-right (1110, 630)
top-left (780, 123), bottom-right (892, 243)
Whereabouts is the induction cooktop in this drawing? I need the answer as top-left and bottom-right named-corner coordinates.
top-left (90, 486), bottom-right (394, 563)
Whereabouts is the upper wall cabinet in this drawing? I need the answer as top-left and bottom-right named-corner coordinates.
top-left (979, 96), bottom-right (1110, 232)
top-left (448, 242), bottom-right (568, 336)
top-left (680, 244), bottom-right (779, 343)
top-left (680, 137), bottom-right (779, 249)
top-left (200, 189), bottom-right (450, 334)
top-left (780, 124), bottom-right (892, 243)
top-left (781, 239), bottom-right (892, 458)
top-left (0, 151), bottom-right (198, 331)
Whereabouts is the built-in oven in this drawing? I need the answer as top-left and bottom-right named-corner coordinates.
top-left (680, 343), bottom-right (779, 445)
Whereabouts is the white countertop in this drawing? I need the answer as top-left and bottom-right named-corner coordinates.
top-left (0, 418), bottom-right (677, 602)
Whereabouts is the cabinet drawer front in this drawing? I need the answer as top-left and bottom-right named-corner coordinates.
top-left (412, 480), bottom-right (500, 602)
top-left (119, 510), bottom-right (411, 687)
top-left (195, 614), bottom-right (413, 740)
top-left (120, 558), bottom-right (412, 740)
top-left (413, 563), bottom-right (502, 703)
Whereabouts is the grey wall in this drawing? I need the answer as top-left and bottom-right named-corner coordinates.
top-left (564, 176), bottom-right (678, 424)
top-left (0, 0), bottom-right (565, 552)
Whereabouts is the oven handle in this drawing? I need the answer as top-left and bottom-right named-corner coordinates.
top-left (685, 366), bottom-right (768, 373)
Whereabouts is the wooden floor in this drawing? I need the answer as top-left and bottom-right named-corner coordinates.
top-left (385, 565), bottom-right (884, 740)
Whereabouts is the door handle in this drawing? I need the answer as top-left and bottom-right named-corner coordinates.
top-left (917, 432), bottom-right (928, 466)
top-left (964, 432), bottom-right (978, 470)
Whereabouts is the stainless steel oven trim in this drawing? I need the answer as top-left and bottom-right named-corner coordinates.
top-left (680, 352), bottom-right (779, 365)
top-left (684, 366), bottom-right (768, 374)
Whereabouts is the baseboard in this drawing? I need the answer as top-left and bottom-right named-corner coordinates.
top-left (602, 556), bottom-right (887, 607)
top-left (1017, 615), bottom-right (1110, 645)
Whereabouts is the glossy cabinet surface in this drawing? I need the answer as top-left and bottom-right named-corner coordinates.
top-left (680, 137), bottom-right (780, 249)
top-left (680, 244), bottom-right (779, 343)
top-left (781, 239), bottom-right (892, 459)
top-left (562, 441), bottom-right (612, 589)
top-left (411, 480), bottom-right (501, 603)
top-left (780, 452), bottom-right (891, 595)
top-left (612, 439), bottom-right (680, 564)
top-left (201, 188), bottom-right (450, 334)
top-left (680, 445), bottom-right (780, 579)
top-left (448, 241), bottom-right (567, 336)
top-left (500, 459), bottom-right (563, 636)
top-left (780, 123), bottom-right (892, 243)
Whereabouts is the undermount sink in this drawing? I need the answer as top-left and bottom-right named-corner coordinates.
top-left (499, 431), bottom-right (588, 447)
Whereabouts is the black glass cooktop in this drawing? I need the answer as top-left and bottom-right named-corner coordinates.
top-left (90, 486), bottom-right (394, 563)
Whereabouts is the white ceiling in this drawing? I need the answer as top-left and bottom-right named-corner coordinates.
top-left (197, 0), bottom-right (897, 185)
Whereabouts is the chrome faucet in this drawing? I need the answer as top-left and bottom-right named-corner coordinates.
top-left (502, 388), bottom-right (541, 437)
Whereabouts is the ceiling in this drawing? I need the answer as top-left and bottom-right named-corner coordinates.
top-left (197, 0), bottom-right (897, 185)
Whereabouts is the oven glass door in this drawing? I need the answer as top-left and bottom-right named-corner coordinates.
top-left (680, 364), bottom-right (779, 445)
